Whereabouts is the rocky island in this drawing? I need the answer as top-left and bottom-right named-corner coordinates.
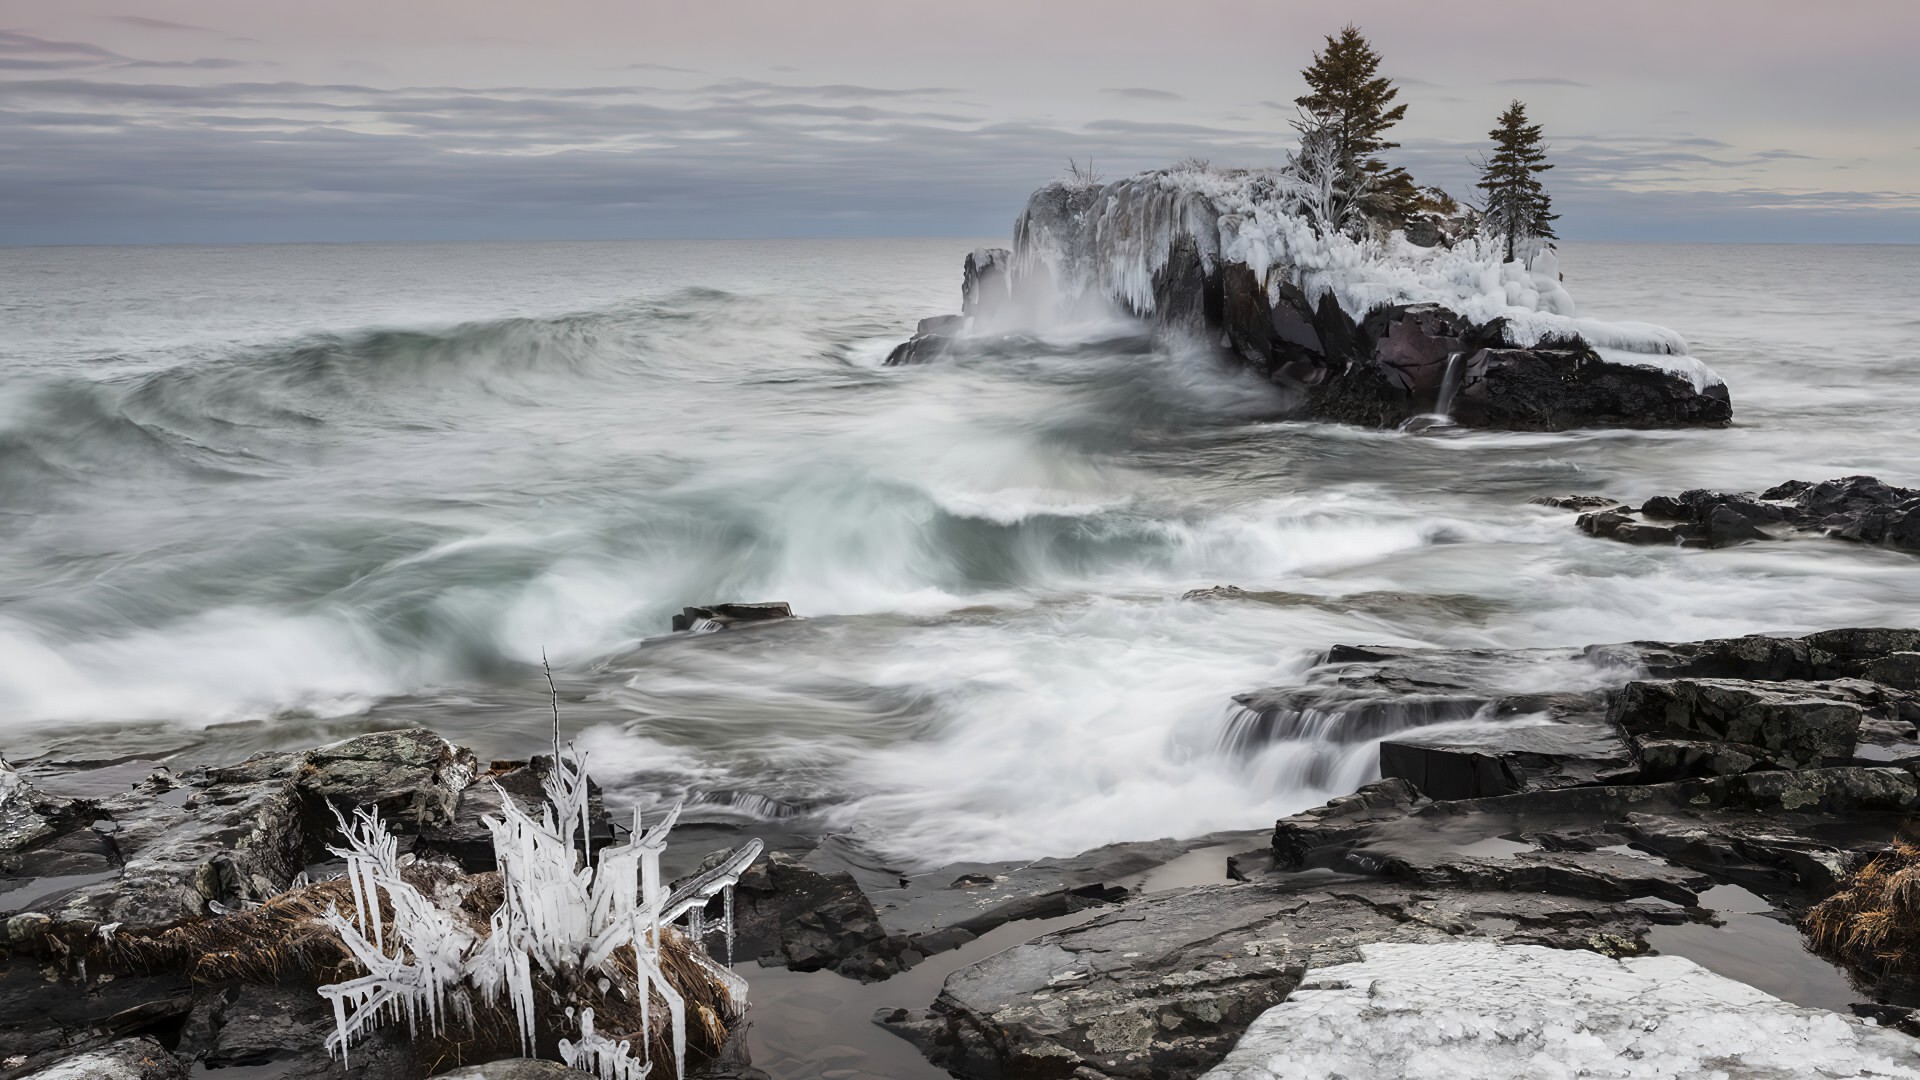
top-left (888, 167), bottom-right (1732, 433)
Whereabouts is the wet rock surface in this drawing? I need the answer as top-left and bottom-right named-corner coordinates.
top-left (10, 627), bottom-right (1920, 1079)
top-left (1568, 475), bottom-right (1920, 553)
top-left (0, 730), bottom-right (608, 1079)
top-left (16, 1035), bottom-right (185, 1079)
top-left (2, 730), bottom-right (483, 936)
top-left (878, 877), bottom-right (1677, 1080)
top-left (3, 724), bottom-right (1241, 1079)
top-left (670, 602), bottom-right (797, 633)
top-left (871, 626), bottom-right (1920, 1079)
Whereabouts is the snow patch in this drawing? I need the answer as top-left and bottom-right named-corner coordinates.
top-left (1203, 942), bottom-right (1920, 1080)
top-left (1592, 346), bottom-right (1725, 394)
top-left (1011, 166), bottom-right (1707, 379)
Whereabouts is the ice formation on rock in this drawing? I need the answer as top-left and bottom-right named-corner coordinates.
top-left (1201, 941), bottom-right (1920, 1080)
top-left (316, 739), bottom-right (761, 1079)
top-left (1008, 166), bottom-right (1722, 389)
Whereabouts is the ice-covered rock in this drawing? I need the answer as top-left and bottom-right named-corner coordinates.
top-left (1201, 941), bottom-right (1920, 1080)
top-left (895, 165), bottom-right (1734, 431)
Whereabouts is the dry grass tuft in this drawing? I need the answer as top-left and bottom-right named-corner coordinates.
top-left (1804, 841), bottom-right (1920, 978)
top-left (414, 928), bottom-right (735, 1075)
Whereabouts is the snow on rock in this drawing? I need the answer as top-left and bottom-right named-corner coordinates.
top-left (1010, 166), bottom-right (1721, 388)
top-left (1202, 942), bottom-right (1920, 1080)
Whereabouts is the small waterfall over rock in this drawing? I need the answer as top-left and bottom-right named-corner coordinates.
top-left (1434, 350), bottom-right (1468, 418)
top-left (1398, 350), bottom-right (1469, 434)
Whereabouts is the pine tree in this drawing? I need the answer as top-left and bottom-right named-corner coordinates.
top-left (1294, 25), bottom-right (1413, 225)
top-left (1474, 100), bottom-right (1558, 263)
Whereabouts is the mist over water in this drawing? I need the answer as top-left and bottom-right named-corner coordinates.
top-left (3, 239), bottom-right (1919, 865)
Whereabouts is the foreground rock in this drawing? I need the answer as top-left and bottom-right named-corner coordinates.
top-left (1, 729), bottom-right (478, 937)
top-left (18, 1035), bottom-right (186, 1079)
top-left (0, 729), bottom-right (758, 1080)
top-left (880, 876), bottom-right (1683, 1080)
top-left (878, 626), bottom-right (1920, 1079)
top-left (889, 167), bottom-right (1732, 433)
top-left (1565, 475), bottom-right (1920, 553)
top-left (1201, 942), bottom-right (1920, 1080)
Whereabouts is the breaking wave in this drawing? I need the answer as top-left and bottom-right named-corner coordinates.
top-left (5, 239), bottom-right (1920, 866)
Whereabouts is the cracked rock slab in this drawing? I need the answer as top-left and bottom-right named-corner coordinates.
top-left (878, 879), bottom-right (1669, 1080)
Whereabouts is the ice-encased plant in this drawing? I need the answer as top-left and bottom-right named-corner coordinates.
top-left (315, 738), bottom-right (762, 1080)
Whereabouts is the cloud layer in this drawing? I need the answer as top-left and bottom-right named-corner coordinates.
top-left (1, 2), bottom-right (1916, 244)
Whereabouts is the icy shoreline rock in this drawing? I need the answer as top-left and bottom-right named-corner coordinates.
top-left (1201, 942), bottom-right (1920, 1080)
top-left (888, 166), bottom-right (1732, 432)
top-left (875, 625), bottom-right (1920, 1079)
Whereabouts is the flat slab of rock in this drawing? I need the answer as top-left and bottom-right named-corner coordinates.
top-left (1274, 769), bottom-right (1920, 905)
top-left (3, 728), bottom-right (484, 934)
top-left (1200, 942), bottom-right (1920, 1080)
top-left (881, 878), bottom-right (1677, 1080)
top-left (1380, 719), bottom-right (1634, 799)
top-left (18, 1035), bottom-right (185, 1079)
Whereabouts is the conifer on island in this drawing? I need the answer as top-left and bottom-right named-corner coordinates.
top-left (1294, 25), bottom-right (1415, 225)
top-left (1475, 100), bottom-right (1559, 263)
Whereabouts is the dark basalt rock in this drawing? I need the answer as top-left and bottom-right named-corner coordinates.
top-left (1452, 345), bottom-right (1732, 431)
top-left (415, 756), bottom-right (614, 873)
top-left (1, 729), bottom-right (489, 936)
top-left (670, 601), bottom-right (796, 633)
top-left (1531, 494), bottom-right (1628, 512)
top-left (1575, 476), bottom-right (1920, 554)
top-left (729, 852), bottom-right (911, 982)
top-left (1293, 303), bottom-right (1730, 432)
top-left (1271, 768), bottom-right (1920, 903)
top-left (294, 728), bottom-right (479, 832)
top-left (31, 768), bottom-right (304, 934)
top-left (1258, 629), bottom-right (1920, 908)
top-left (1610, 679), bottom-right (1865, 778)
top-left (884, 317), bottom-right (959, 366)
top-left (1380, 721), bottom-right (1636, 800)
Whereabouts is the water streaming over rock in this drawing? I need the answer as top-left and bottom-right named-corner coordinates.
top-left (2, 238), bottom-right (1919, 867)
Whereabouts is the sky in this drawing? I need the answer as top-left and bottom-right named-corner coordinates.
top-left (1, 0), bottom-right (1916, 245)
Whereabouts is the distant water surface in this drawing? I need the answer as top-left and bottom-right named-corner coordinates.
top-left (2, 239), bottom-right (1917, 865)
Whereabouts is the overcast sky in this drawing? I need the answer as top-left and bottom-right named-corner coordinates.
top-left (2, 0), bottom-right (1915, 245)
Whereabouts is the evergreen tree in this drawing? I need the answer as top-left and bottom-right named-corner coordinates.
top-left (1474, 100), bottom-right (1558, 262)
top-left (1294, 25), bottom-right (1413, 224)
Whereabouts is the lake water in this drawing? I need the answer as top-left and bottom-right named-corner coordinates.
top-left (3, 238), bottom-right (1918, 868)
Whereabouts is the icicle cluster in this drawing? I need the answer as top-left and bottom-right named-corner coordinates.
top-left (315, 741), bottom-right (762, 1079)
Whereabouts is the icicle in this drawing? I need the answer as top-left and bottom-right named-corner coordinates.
top-left (314, 685), bottom-right (761, 1079)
